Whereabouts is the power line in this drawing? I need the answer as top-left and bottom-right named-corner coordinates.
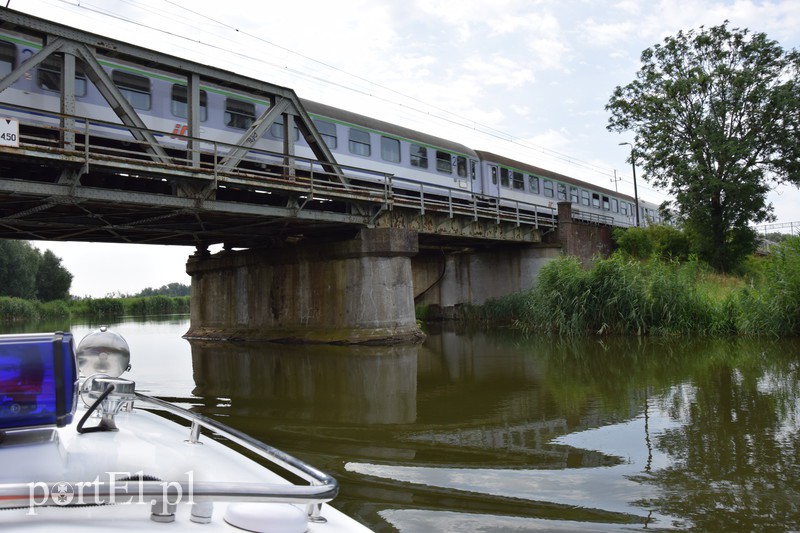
top-left (35, 0), bottom-right (667, 201)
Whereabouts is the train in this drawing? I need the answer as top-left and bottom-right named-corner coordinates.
top-left (0, 26), bottom-right (662, 228)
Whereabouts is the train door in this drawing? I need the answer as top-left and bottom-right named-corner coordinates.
top-left (480, 162), bottom-right (500, 199)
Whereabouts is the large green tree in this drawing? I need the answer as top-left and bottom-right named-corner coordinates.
top-left (0, 240), bottom-right (41, 299)
top-left (35, 249), bottom-right (73, 301)
top-left (0, 240), bottom-right (73, 300)
top-left (606, 22), bottom-right (800, 272)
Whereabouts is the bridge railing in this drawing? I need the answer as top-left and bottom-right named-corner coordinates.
top-left (390, 176), bottom-right (557, 229)
top-left (571, 208), bottom-right (617, 227)
top-left (3, 104), bottom-right (556, 231)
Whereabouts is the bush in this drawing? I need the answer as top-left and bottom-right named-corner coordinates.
top-left (614, 225), bottom-right (692, 261)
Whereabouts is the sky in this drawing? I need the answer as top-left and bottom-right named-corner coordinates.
top-left (7, 0), bottom-right (800, 297)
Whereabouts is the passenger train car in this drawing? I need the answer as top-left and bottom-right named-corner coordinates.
top-left (0, 27), bottom-right (662, 228)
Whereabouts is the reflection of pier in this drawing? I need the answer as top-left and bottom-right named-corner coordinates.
top-left (190, 340), bottom-right (418, 425)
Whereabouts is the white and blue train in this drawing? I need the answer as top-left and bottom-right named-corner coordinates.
top-left (0, 29), bottom-right (661, 228)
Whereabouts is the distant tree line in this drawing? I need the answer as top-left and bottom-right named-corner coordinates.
top-left (0, 240), bottom-right (72, 301)
top-left (134, 282), bottom-right (190, 297)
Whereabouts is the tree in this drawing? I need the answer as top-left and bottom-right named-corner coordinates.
top-left (606, 22), bottom-right (800, 272)
top-left (0, 240), bottom-right (41, 298)
top-left (35, 249), bottom-right (73, 301)
top-left (0, 240), bottom-right (73, 300)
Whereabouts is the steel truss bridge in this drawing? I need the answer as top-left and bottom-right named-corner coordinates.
top-left (0, 9), bottom-right (567, 252)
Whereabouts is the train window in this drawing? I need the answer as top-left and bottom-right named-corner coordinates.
top-left (499, 168), bottom-right (509, 187)
top-left (543, 180), bottom-right (554, 198)
top-left (457, 156), bottom-right (467, 178)
top-left (0, 41), bottom-right (15, 77)
top-left (37, 55), bottom-right (88, 97)
top-left (410, 144), bottom-right (428, 168)
top-left (436, 151), bottom-right (452, 174)
top-left (314, 120), bottom-right (337, 149)
top-left (471, 160), bottom-right (477, 180)
top-left (528, 175), bottom-right (539, 194)
top-left (491, 166), bottom-right (498, 185)
top-left (112, 70), bottom-right (151, 110)
top-left (170, 85), bottom-right (207, 121)
top-left (581, 190), bottom-right (590, 206)
top-left (349, 128), bottom-right (371, 156)
top-left (570, 186), bottom-right (579, 203)
top-left (611, 198), bottom-right (619, 212)
top-left (381, 136), bottom-right (401, 163)
top-left (620, 202), bottom-right (629, 216)
top-left (512, 171), bottom-right (524, 190)
top-left (557, 183), bottom-right (567, 201)
top-left (269, 116), bottom-right (299, 141)
top-left (592, 193), bottom-right (600, 208)
top-left (602, 196), bottom-right (610, 210)
top-left (224, 98), bottom-right (255, 129)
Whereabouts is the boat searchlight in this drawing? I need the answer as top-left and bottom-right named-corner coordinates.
top-left (76, 326), bottom-right (135, 432)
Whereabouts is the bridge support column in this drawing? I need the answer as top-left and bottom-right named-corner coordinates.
top-left (185, 228), bottom-right (424, 345)
top-left (412, 244), bottom-right (562, 319)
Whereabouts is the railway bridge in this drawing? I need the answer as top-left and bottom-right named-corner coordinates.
top-left (0, 9), bottom-right (613, 344)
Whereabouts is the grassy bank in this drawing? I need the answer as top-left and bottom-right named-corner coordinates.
top-left (472, 237), bottom-right (800, 338)
top-left (0, 295), bottom-right (190, 322)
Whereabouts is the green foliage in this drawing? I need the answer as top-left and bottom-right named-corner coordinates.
top-left (0, 297), bottom-right (39, 321)
top-left (736, 237), bottom-right (800, 337)
top-left (35, 250), bottom-right (73, 301)
top-left (0, 240), bottom-right (42, 299)
top-left (124, 295), bottom-right (189, 316)
top-left (606, 22), bottom-right (800, 273)
top-left (85, 298), bottom-right (124, 317)
top-left (613, 225), bottom-right (691, 260)
top-left (0, 240), bottom-right (73, 301)
top-left (135, 283), bottom-right (190, 297)
top-left (477, 238), bottom-right (800, 338)
top-left (508, 254), bottom-right (720, 337)
top-left (0, 297), bottom-right (72, 322)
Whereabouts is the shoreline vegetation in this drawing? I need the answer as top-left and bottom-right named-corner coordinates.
top-left (0, 295), bottom-right (190, 322)
top-left (461, 234), bottom-right (800, 338)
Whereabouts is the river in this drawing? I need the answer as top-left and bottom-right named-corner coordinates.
top-left (5, 316), bottom-right (800, 531)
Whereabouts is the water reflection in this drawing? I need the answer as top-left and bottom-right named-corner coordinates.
top-left (184, 328), bottom-right (800, 530)
top-left (190, 340), bottom-right (418, 425)
top-left (6, 318), bottom-right (800, 531)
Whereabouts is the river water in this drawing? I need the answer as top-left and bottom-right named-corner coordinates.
top-left (6, 316), bottom-right (800, 531)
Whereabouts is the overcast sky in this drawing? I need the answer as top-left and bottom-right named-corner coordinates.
top-left (9, 0), bottom-right (800, 297)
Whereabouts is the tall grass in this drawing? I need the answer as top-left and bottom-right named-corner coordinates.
top-left (517, 254), bottom-right (718, 336)
top-left (0, 297), bottom-right (72, 322)
top-left (736, 238), bottom-right (800, 337)
top-left (495, 237), bottom-right (800, 338)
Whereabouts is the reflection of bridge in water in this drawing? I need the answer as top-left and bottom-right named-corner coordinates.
top-left (406, 419), bottom-right (569, 460)
top-left (188, 329), bottom-right (645, 469)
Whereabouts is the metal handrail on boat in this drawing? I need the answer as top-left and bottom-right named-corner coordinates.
top-left (0, 392), bottom-right (339, 524)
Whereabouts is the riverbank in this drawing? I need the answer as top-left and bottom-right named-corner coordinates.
top-left (0, 295), bottom-right (190, 322)
top-left (461, 237), bottom-right (800, 338)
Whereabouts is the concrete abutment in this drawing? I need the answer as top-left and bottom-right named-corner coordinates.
top-left (185, 228), bottom-right (425, 345)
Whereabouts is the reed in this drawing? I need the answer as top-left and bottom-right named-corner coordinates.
top-left (735, 238), bottom-right (800, 337)
top-left (515, 254), bottom-right (721, 336)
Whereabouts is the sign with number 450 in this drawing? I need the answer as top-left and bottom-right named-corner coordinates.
top-left (0, 118), bottom-right (19, 147)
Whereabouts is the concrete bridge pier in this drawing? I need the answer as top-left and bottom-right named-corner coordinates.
top-left (412, 244), bottom-right (562, 319)
top-left (185, 228), bottom-right (425, 345)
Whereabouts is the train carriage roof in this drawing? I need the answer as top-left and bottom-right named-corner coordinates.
top-left (301, 99), bottom-right (478, 158)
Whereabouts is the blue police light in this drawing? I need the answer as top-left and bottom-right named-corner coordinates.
top-left (0, 332), bottom-right (78, 431)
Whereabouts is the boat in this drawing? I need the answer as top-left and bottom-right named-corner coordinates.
top-left (0, 327), bottom-right (372, 532)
